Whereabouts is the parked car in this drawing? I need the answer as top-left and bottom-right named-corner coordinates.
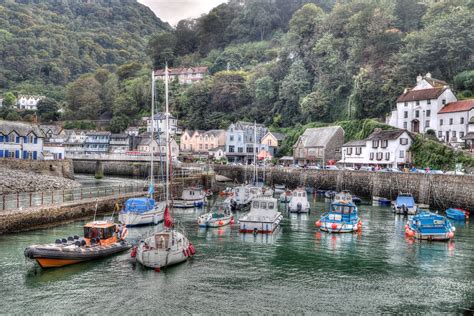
top-left (342, 167), bottom-right (355, 171)
top-left (359, 166), bottom-right (373, 172)
top-left (324, 165), bottom-right (339, 170)
top-left (307, 165), bottom-right (321, 170)
top-left (380, 167), bottom-right (402, 173)
top-left (445, 171), bottom-right (465, 175)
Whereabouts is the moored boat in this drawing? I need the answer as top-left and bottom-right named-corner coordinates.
top-left (119, 197), bottom-right (165, 226)
top-left (198, 203), bottom-right (234, 228)
top-left (225, 185), bottom-right (262, 211)
top-left (316, 191), bottom-right (362, 233)
top-left (445, 208), bottom-right (469, 221)
top-left (239, 195), bottom-right (283, 234)
top-left (405, 211), bottom-right (455, 241)
top-left (392, 193), bottom-right (417, 215)
top-left (173, 187), bottom-right (206, 208)
top-left (24, 221), bottom-right (131, 268)
top-left (324, 190), bottom-right (337, 199)
top-left (279, 190), bottom-right (292, 203)
top-left (288, 188), bottom-right (310, 213)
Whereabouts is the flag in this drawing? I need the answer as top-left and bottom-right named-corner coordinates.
top-left (148, 184), bottom-right (154, 196)
top-left (164, 206), bottom-right (173, 228)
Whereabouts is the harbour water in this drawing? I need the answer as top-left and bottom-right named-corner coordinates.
top-left (0, 191), bottom-right (473, 313)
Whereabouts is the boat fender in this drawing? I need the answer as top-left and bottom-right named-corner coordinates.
top-left (81, 240), bottom-right (86, 246)
top-left (447, 231), bottom-right (454, 239)
top-left (68, 236), bottom-right (74, 241)
top-left (189, 243), bottom-right (196, 255)
top-left (62, 238), bottom-right (67, 244)
top-left (315, 221), bottom-right (322, 228)
top-left (131, 246), bottom-right (137, 258)
top-left (74, 241), bottom-right (81, 247)
top-left (55, 239), bottom-right (62, 244)
top-left (331, 223), bottom-right (338, 231)
top-left (183, 249), bottom-right (188, 257)
top-left (121, 227), bottom-right (128, 240)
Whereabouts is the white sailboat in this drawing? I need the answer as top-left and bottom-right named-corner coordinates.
top-left (135, 65), bottom-right (195, 270)
top-left (119, 70), bottom-right (165, 227)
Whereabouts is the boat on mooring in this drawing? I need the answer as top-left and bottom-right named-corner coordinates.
top-left (119, 197), bottom-right (165, 226)
top-left (239, 195), bottom-right (283, 234)
top-left (173, 187), bottom-right (206, 208)
top-left (279, 190), bottom-right (292, 203)
top-left (288, 188), bottom-right (310, 213)
top-left (405, 211), bottom-right (455, 241)
top-left (24, 220), bottom-right (131, 268)
top-left (198, 203), bottom-right (234, 228)
top-left (445, 208), bottom-right (469, 221)
top-left (392, 193), bottom-right (418, 215)
top-left (324, 190), bottom-right (337, 200)
top-left (225, 184), bottom-right (262, 211)
top-left (316, 191), bottom-right (362, 233)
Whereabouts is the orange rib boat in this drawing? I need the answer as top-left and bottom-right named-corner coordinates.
top-left (24, 221), bottom-right (131, 268)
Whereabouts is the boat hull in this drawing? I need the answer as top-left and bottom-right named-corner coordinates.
top-left (198, 215), bottom-right (233, 228)
top-left (25, 242), bottom-right (132, 268)
top-left (392, 206), bottom-right (417, 215)
top-left (173, 199), bottom-right (205, 208)
top-left (119, 210), bottom-right (164, 227)
top-left (412, 232), bottom-right (453, 241)
top-left (319, 221), bottom-right (360, 233)
top-left (239, 215), bottom-right (283, 234)
top-left (137, 247), bottom-right (189, 269)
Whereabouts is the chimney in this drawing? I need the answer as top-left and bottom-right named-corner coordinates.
top-left (403, 88), bottom-right (408, 94)
top-left (373, 128), bottom-right (382, 134)
top-left (416, 74), bottom-right (422, 83)
top-left (425, 72), bottom-right (432, 79)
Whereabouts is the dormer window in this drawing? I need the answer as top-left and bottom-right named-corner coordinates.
top-left (404, 102), bottom-right (408, 107)
top-left (372, 140), bottom-right (379, 148)
top-left (416, 101), bottom-right (420, 106)
top-left (427, 100), bottom-right (431, 105)
top-left (442, 99), bottom-right (446, 105)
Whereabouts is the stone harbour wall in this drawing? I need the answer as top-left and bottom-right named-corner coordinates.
top-left (0, 158), bottom-right (75, 179)
top-left (73, 160), bottom-right (155, 177)
top-left (213, 165), bottom-right (474, 210)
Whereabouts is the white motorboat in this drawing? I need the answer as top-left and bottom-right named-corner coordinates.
top-left (288, 188), bottom-right (310, 213)
top-left (198, 203), bottom-right (233, 228)
top-left (225, 185), bottom-right (262, 211)
top-left (239, 195), bottom-right (283, 234)
top-left (173, 187), bottom-right (206, 208)
top-left (392, 193), bottom-right (418, 215)
top-left (119, 198), bottom-right (165, 226)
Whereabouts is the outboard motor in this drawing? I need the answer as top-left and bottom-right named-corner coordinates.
top-left (297, 203), bottom-right (302, 213)
top-left (402, 204), bottom-right (408, 216)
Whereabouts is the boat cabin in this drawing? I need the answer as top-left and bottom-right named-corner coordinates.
top-left (181, 187), bottom-right (205, 200)
top-left (292, 190), bottom-right (307, 198)
top-left (83, 221), bottom-right (117, 245)
top-left (251, 198), bottom-right (277, 211)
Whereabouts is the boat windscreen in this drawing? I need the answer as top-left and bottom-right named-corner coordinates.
top-left (396, 196), bottom-right (414, 208)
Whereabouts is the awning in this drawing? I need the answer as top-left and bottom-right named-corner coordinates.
top-left (257, 149), bottom-right (272, 160)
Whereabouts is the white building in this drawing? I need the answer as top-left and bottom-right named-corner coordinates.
top-left (209, 146), bottom-right (226, 160)
top-left (437, 99), bottom-right (474, 147)
top-left (144, 112), bottom-right (178, 136)
top-left (154, 67), bottom-right (208, 85)
top-left (225, 121), bottom-right (268, 164)
top-left (109, 134), bottom-right (130, 154)
top-left (137, 136), bottom-right (179, 160)
top-left (340, 129), bottom-right (413, 168)
top-left (387, 74), bottom-right (457, 134)
top-left (0, 120), bottom-right (44, 159)
top-left (39, 125), bottom-right (66, 160)
top-left (16, 95), bottom-right (46, 111)
top-left (64, 130), bottom-right (87, 157)
top-left (84, 131), bottom-right (111, 154)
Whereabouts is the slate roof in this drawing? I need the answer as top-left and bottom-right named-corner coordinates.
top-left (396, 87), bottom-right (447, 103)
top-left (85, 131), bottom-right (111, 136)
top-left (438, 99), bottom-right (474, 114)
top-left (151, 112), bottom-right (176, 120)
top-left (155, 67), bottom-right (208, 76)
top-left (39, 124), bottom-right (63, 136)
top-left (462, 132), bottom-right (474, 140)
top-left (110, 133), bottom-right (129, 139)
top-left (0, 120), bottom-right (44, 137)
top-left (342, 139), bottom-right (367, 147)
top-left (265, 132), bottom-right (285, 141)
top-left (367, 129), bottom-right (411, 141)
top-left (295, 126), bottom-right (343, 148)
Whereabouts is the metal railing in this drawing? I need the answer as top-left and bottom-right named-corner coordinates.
top-left (0, 183), bottom-right (146, 212)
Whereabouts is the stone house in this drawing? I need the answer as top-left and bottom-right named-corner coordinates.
top-left (154, 67), bottom-right (208, 85)
top-left (137, 136), bottom-right (179, 160)
top-left (293, 126), bottom-right (344, 165)
top-left (180, 129), bottom-right (226, 153)
top-left (0, 120), bottom-right (44, 159)
top-left (225, 121), bottom-right (268, 164)
top-left (437, 99), bottom-right (474, 147)
top-left (340, 129), bottom-right (413, 168)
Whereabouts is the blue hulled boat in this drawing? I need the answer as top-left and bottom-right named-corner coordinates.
top-left (405, 211), bottom-right (455, 241)
top-left (393, 193), bottom-right (417, 215)
top-left (445, 208), bottom-right (469, 221)
top-left (316, 192), bottom-right (362, 233)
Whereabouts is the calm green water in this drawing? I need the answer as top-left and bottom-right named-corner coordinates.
top-left (0, 195), bottom-right (473, 314)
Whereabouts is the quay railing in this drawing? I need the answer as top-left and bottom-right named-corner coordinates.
top-left (0, 183), bottom-right (147, 212)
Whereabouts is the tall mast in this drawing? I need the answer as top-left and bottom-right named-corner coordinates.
top-left (165, 62), bottom-right (170, 204)
top-left (150, 70), bottom-right (155, 195)
top-left (254, 121), bottom-right (257, 184)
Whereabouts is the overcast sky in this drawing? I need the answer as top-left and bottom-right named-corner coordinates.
top-left (138, 0), bottom-right (227, 26)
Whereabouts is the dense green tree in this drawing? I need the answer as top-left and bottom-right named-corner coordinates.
top-left (66, 75), bottom-right (102, 120)
top-left (2, 92), bottom-right (16, 108)
top-left (147, 32), bottom-right (177, 68)
top-left (109, 115), bottom-right (130, 133)
top-left (37, 98), bottom-right (60, 122)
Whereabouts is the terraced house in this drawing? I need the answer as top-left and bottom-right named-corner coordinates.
top-left (0, 120), bottom-right (44, 159)
top-left (180, 129), bottom-right (226, 155)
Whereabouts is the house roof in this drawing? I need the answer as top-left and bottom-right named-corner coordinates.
top-left (462, 132), bottom-right (474, 140)
top-left (110, 133), bottom-right (129, 138)
top-left (234, 121), bottom-right (266, 129)
top-left (0, 120), bottom-right (44, 137)
top-left (438, 99), bottom-right (474, 114)
top-left (154, 67), bottom-right (208, 76)
top-left (295, 126), bottom-right (343, 148)
top-left (396, 87), bottom-right (447, 103)
top-left (39, 124), bottom-right (63, 136)
top-left (342, 139), bottom-right (367, 147)
top-left (152, 112), bottom-right (176, 120)
top-left (367, 129), bottom-right (410, 141)
top-left (204, 129), bottom-right (225, 137)
top-left (138, 137), bottom-right (154, 146)
top-left (264, 131), bottom-right (285, 141)
top-left (424, 77), bottom-right (447, 88)
top-left (209, 145), bottom-right (225, 152)
top-left (86, 131), bottom-right (111, 136)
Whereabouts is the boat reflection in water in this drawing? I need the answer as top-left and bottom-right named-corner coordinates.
top-left (197, 225), bottom-right (232, 239)
top-left (313, 229), bottom-right (361, 253)
top-left (240, 226), bottom-right (282, 244)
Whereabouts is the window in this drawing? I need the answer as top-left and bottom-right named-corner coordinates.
top-left (404, 102), bottom-right (408, 107)
top-left (230, 135), bottom-right (234, 141)
top-left (205, 144), bottom-right (208, 149)
top-left (381, 140), bottom-right (388, 148)
top-left (253, 201), bottom-right (259, 208)
top-left (260, 202), bottom-right (267, 209)
top-left (442, 99), bottom-right (446, 105)
top-left (370, 152), bottom-right (374, 160)
top-left (400, 138), bottom-right (408, 145)
top-left (403, 122), bottom-right (407, 129)
top-left (376, 152), bottom-right (383, 160)
top-left (400, 150), bottom-right (405, 158)
top-left (372, 140), bottom-right (379, 148)
top-left (404, 111), bottom-right (408, 118)
top-left (268, 202), bottom-right (274, 210)
top-left (238, 147), bottom-right (243, 153)
top-left (238, 136), bottom-right (241, 142)
top-left (461, 117), bottom-right (464, 124)
top-left (426, 110), bottom-right (431, 117)
top-left (346, 148), bottom-right (353, 155)
top-left (427, 99), bottom-right (431, 105)
top-left (452, 131), bottom-right (456, 138)
top-left (183, 144), bottom-right (186, 150)
top-left (438, 131), bottom-right (443, 138)
top-left (228, 145), bottom-right (235, 153)
top-left (440, 119), bottom-right (443, 126)
top-left (415, 110), bottom-right (419, 118)
top-left (416, 101), bottom-right (420, 106)
top-left (460, 132), bottom-right (464, 138)
top-left (356, 147), bottom-right (362, 155)
top-left (449, 118), bottom-right (453, 125)
top-left (385, 152), bottom-right (390, 161)
top-left (425, 120), bottom-right (430, 128)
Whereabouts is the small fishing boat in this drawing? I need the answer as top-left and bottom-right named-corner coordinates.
top-left (274, 184), bottom-right (286, 195)
top-left (392, 193), bottom-right (417, 215)
top-left (279, 190), bottom-right (292, 203)
top-left (24, 221), bottom-right (131, 268)
top-left (445, 208), bottom-right (469, 221)
top-left (225, 185), bottom-right (262, 211)
top-left (173, 187), bottom-right (206, 208)
top-left (288, 188), bottom-right (310, 213)
top-left (119, 197), bottom-right (165, 226)
top-left (198, 203), bottom-right (234, 228)
top-left (239, 195), bottom-right (283, 234)
top-left (405, 211), bottom-right (455, 241)
top-left (316, 191), bottom-right (362, 233)
top-left (352, 195), bottom-right (362, 204)
top-left (324, 190), bottom-right (336, 199)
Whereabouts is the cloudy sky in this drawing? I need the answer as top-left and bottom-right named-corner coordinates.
top-left (138, 0), bottom-right (226, 26)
